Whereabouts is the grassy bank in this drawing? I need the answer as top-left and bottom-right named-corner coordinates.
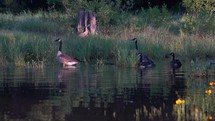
top-left (0, 9), bottom-right (214, 68)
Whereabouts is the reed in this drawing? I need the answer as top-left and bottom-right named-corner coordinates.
top-left (63, 36), bottom-right (113, 63)
top-left (0, 30), bottom-right (54, 67)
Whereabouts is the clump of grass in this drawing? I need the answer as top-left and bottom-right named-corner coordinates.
top-left (15, 56), bottom-right (26, 67)
top-left (188, 60), bottom-right (209, 78)
top-left (116, 47), bottom-right (129, 67)
top-left (96, 58), bottom-right (105, 67)
top-left (115, 40), bottom-right (139, 67)
top-left (64, 36), bottom-right (114, 63)
top-left (0, 30), bottom-right (54, 67)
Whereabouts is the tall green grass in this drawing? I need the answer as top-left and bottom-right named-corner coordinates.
top-left (0, 11), bottom-right (71, 34)
top-left (64, 36), bottom-right (114, 62)
top-left (0, 30), bottom-right (53, 67)
top-left (0, 8), bottom-right (214, 68)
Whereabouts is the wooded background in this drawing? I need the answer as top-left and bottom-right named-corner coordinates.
top-left (0, 0), bottom-right (183, 12)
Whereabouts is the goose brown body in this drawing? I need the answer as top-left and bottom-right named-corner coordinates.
top-left (55, 38), bottom-right (78, 66)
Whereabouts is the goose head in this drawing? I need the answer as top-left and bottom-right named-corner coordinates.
top-left (131, 38), bottom-right (138, 43)
top-left (169, 52), bottom-right (175, 60)
top-left (55, 38), bottom-right (62, 42)
top-left (169, 52), bottom-right (175, 56)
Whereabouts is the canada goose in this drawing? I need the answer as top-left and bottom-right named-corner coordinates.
top-left (79, 12), bottom-right (90, 38)
top-left (131, 38), bottom-right (155, 68)
top-left (55, 38), bottom-right (78, 67)
top-left (170, 52), bottom-right (181, 69)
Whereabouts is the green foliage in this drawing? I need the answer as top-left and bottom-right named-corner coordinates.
top-left (96, 2), bottom-right (117, 26)
top-left (138, 6), bottom-right (171, 28)
top-left (122, 0), bottom-right (135, 11)
top-left (181, 11), bottom-right (215, 34)
top-left (52, 0), bottom-right (122, 26)
top-left (182, 0), bottom-right (214, 14)
top-left (181, 0), bottom-right (214, 34)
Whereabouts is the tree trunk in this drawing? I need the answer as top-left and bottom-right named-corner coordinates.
top-left (76, 10), bottom-right (85, 33)
top-left (76, 10), bottom-right (97, 37)
top-left (88, 11), bottom-right (97, 35)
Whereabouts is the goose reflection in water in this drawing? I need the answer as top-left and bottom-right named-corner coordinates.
top-left (132, 64), bottom-right (187, 121)
top-left (58, 66), bottom-right (78, 82)
top-left (57, 66), bottom-right (78, 93)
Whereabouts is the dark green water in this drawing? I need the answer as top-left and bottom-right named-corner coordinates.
top-left (0, 61), bottom-right (214, 121)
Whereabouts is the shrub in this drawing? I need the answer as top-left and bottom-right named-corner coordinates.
top-left (50, 0), bottom-right (122, 27)
top-left (138, 6), bottom-right (171, 28)
top-left (181, 0), bottom-right (215, 34)
top-left (182, 0), bottom-right (214, 14)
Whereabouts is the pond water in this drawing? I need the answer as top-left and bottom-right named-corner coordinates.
top-left (0, 61), bottom-right (215, 121)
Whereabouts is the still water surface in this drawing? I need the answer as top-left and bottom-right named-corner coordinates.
top-left (0, 61), bottom-right (215, 121)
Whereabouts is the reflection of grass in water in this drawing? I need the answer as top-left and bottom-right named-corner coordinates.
top-left (136, 105), bottom-right (162, 120)
top-left (173, 78), bottom-right (215, 121)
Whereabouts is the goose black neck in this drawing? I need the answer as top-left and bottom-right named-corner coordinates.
top-left (135, 41), bottom-right (138, 50)
top-left (171, 53), bottom-right (175, 60)
top-left (59, 41), bottom-right (62, 51)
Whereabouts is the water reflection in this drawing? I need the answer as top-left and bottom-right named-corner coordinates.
top-left (58, 66), bottom-right (78, 82)
top-left (0, 63), bottom-right (214, 121)
top-left (57, 66), bottom-right (78, 93)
